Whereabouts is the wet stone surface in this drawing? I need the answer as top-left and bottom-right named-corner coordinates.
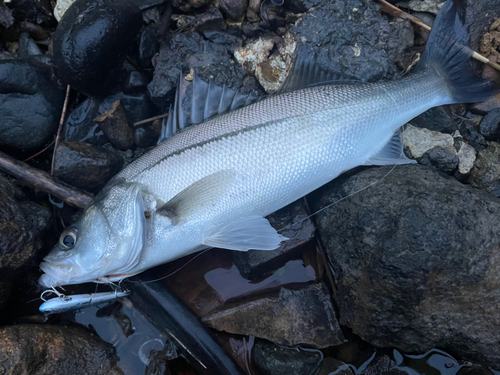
top-left (252, 339), bottom-right (323, 375)
top-left (53, 0), bottom-right (142, 96)
top-left (312, 165), bottom-right (500, 368)
top-left (0, 175), bottom-right (51, 310)
top-left (468, 142), bottom-right (500, 197)
top-left (233, 200), bottom-right (315, 279)
top-left (0, 58), bottom-right (64, 152)
top-left (479, 108), bottom-right (500, 141)
top-left (54, 141), bottom-right (124, 194)
top-left (202, 282), bottom-right (344, 348)
top-left (0, 324), bottom-right (123, 375)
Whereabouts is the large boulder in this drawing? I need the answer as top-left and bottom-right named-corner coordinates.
top-left (311, 164), bottom-right (500, 368)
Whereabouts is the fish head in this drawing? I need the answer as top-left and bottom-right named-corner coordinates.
top-left (39, 181), bottom-right (147, 288)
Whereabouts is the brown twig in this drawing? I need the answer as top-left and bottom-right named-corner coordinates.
top-left (23, 139), bottom-right (55, 162)
top-left (377, 0), bottom-right (500, 71)
top-left (133, 113), bottom-right (168, 126)
top-left (51, 84), bottom-right (71, 176)
top-left (0, 151), bottom-right (94, 209)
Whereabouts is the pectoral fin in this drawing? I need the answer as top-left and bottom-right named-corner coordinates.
top-left (364, 129), bottom-right (416, 166)
top-left (156, 170), bottom-right (236, 225)
top-left (203, 215), bottom-right (286, 251)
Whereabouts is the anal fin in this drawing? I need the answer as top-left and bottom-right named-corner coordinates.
top-left (365, 129), bottom-right (416, 166)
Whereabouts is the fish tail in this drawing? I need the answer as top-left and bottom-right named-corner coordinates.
top-left (419, 0), bottom-right (498, 103)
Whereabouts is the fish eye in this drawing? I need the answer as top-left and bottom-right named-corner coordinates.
top-left (59, 227), bottom-right (78, 250)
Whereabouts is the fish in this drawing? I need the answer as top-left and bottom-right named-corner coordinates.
top-left (39, 289), bottom-right (131, 314)
top-left (39, 0), bottom-right (497, 289)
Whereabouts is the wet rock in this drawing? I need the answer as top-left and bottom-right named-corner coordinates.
top-left (148, 32), bottom-right (249, 107)
top-left (361, 355), bottom-right (406, 375)
top-left (0, 58), bottom-right (64, 152)
top-left (54, 141), bottom-right (124, 194)
top-left (252, 339), bottom-right (323, 375)
top-left (284, 0), bottom-right (321, 13)
top-left (62, 97), bottom-right (105, 143)
top-left (101, 92), bottom-right (158, 126)
top-left (17, 32), bottom-right (42, 57)
top-left (172, 0), bottom-right (213, 12)
top-left (387, 20), bottom-right (414, 66)
top-left (0, 324), bottom-right (123, 375)
top-left (53, 0), bottom-right (142, 97)
top-left (202, 283), bottom-right (344, 348)
top-left (479, 108), bottom-right (500, 141)
top-left (463, 0), bottom-right (500, 59)
top-left (468, 142), bottom-right (500, 197)
top-left (459, 117), bottom-right (488, 151)
top-left (218, 0), bottom-right (248, 20)
top-left (471, 93), bottom-right (500, 115)
top-left (292, 0), bottom-right (411, 82)
top-left (318, 358), bottom-right (354, 375)
top-left (457, 366), bottom-right (495, 375)
top-left (0, 175), bottom-right (51, 310)
top-left (139, 25), bottom-right (160, 70)
top-left (0, 2), bottom-right (13, 28)
top-left (123, 71), bottom-right (148, 95)
top-left (233, 200), bottom-right (315, 279)
top-left (311, 164), bottom-right (500, 368)
top-left (94, 100), bottom-right (135, 150)
top-left (145, 350), bottom-right (172, 375)
top-left (8, 0), bottom-right (55, 26)
top-left (403, 125), bottom-right (476, 175)
top-left (406, 0), bottom-right (444, 15)
top-left (418, 146), bottom-right (459, 173)
top-left (134, 123), bottom-right (160, 148)
top-left (192, 7), bottom-right (226, 33)
top-left (203, 29), bottom-right (243, 53)
top-left (411, 105), bottom-right (460, 133)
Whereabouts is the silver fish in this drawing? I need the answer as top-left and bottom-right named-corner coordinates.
top-left (39, 0), bottom-right (497, 289)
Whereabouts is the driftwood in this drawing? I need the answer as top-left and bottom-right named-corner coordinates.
top-left (0, 150), bottom-right (93, 209)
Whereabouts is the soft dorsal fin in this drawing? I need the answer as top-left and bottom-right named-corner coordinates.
top-left (364, 128), bottom-right (416, 166)
top-left (156, 170), bottom-right (237, 225)
top-left (158, 71), bottom-right (263, 144)
top-left (276, 46), bottom-right (366, 95)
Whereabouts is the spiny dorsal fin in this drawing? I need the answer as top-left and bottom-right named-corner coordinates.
top-left (158, 71), bottom-right (263, 144)
top-left (276, 46), bottom-right (366, 95)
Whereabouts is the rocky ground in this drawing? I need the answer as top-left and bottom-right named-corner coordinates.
top-left (1, 0), bottom-right (500, 374)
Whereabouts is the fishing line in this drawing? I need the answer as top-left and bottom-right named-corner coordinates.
top-left (127, 248), bottom-right (213, 284)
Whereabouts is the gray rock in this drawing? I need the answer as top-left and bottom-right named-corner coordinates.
top-left (233, 199), bottom-right (315, 279)
top-left (0, 324), bottom-right (123, 375)
top-left (202, 283), bottom-right (344, 348)
top-left (54, 141), bottom-right (124, 194)
top-left (479, 108), bottom-right (500, 142)
top-left (148, 32), bottom-right (251, 107)
top-left (406, 0), bottom-right (444, 15)
top-left (292, 0), bottom-right (413, 82)
top-left (0, 175), bottom-right (52, 310)
top-left (0, 59), bottom-right (64, 152)
top-left (311, 164), bottom-right (500, 368)
top-left (469, 142), bottom-right (500, 197)
top-left (252, 339), bottom-right (323, 375)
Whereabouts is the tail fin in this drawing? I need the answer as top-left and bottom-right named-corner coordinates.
top-left (419, 0), bottom-right (498, 103)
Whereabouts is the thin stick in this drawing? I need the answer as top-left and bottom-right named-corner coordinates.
top-left (0, 151), bottom-right (93, 209)
top-left (133, 113), bottom-right (168, 126)
top-left (377, 0), bottom-right (500, 71)
top-left (23, 139), bottom-right (55, 162)
top-left (51, 84), bottom-right (71, 176)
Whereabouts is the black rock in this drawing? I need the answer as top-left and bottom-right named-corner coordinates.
top-left (284, 0), bottom-right (322, 13)
top-left (8, 0), bottom-right (55, 26)
top-left (134, 123), bottom-right (160, 148)
top-left (418, 146), bottom-right (459, 174)
top-left (53, 141), bottom-right (124, 194)
top-left (62, 97), bottom-right (105, 144)
top-left (172, 0), bottom-right (213, 12)
top-left (468, 142), bottom-right (500, 197)
top-left (203, 30), bottom-right (243, 53)
top-left (100, 92), bottom-right (158, 125)
top-left (0, 324), bottom-right (123, 375)
top-left (218, 0), bottom-right (248, 20)
top-left (311, 164), bottom-right (500, 368)
top-left (192, 7), bottom-right (226, 33)
top-left (123, 71), bottom-right (148, 95)
top-left (148, 32), bottom-right (247, 107)
top-left (0, 58), bottom-right (64, 152)
top-left (292, 0), bottom-right (412, 82)
top-left (479, 108), bottom-right (500, 141)
top-left (53, 0), bottom-right (142, 97)
top-left (0, 175), bottom-right (52, 310)
top-left (138, 25), bottom-right (160, 70)
top-left (411, 105), bottom-right (463, 134)
top-left (252, 339), bottom-right (323, 375)
top-left (459, 117), bottom-right (488, 151)
top-left (17, 32), bottom-right (42, 57)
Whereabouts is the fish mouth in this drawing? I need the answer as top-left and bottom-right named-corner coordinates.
top-left (39, 260), bottom-right (74, 287)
